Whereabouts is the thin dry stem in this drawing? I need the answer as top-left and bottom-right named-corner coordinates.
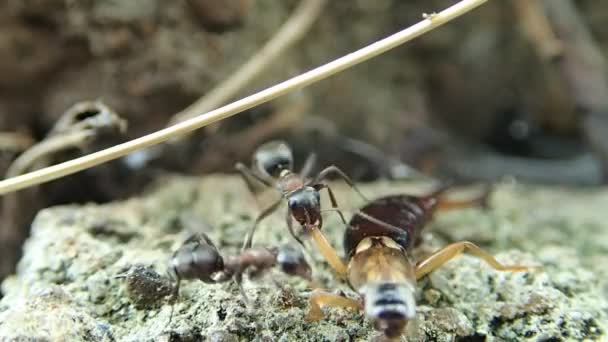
top-left (5, 131), bottom-right (94, 178)
top-left (0, 132), bottom-right (34, 153)
top-left (169, 0), bottom-right (327, 126)
top-left (195, 101), bottom-right (306, 172)
top-left (512, 0), bottom-right (562, 60)
top-left (0, 0), bottom-right (490, 196)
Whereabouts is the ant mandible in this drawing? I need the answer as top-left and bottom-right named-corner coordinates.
top-left (304, 185), bottom-right (539, 339)
top-left (236, 140), bottom-right (368, 277)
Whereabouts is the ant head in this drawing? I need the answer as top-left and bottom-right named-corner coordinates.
top-left (253, 140), bottom-right (294, 178)
top-left (276, 244), bottom-right (312, 280)
top-left (169, 233), bottom-right (224, 284)
top-left (287, 187), bottom-right (322, 228)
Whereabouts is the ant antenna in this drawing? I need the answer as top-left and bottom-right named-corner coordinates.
top-left (320, 206), bottom-right (359, 214)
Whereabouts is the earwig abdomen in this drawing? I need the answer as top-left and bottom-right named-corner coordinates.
top-left (344, 194), bottom-right (437, 257)
top-left (362, 282), bottom-right (416, 338)
top-left (346, 237), bottom-right (417, 339)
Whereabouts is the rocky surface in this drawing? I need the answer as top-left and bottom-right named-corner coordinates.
top-left (0, 175), bottom-right (606, 341)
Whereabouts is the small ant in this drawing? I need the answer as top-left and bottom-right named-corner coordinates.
top-left (304, 186), bottom-right (538, 339)
top-left (165, 232), bottom-right (312, 326)
top-left (236, 140), bottom-right (368, 277)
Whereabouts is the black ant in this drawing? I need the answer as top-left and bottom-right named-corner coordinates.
top-left (165, 232), bottom-right (312, 327)
top-left (304, 186), bottom-right (539, 339)
top-left (235, 140), bottom-right (368, 277)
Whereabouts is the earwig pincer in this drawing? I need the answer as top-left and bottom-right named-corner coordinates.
top-left (306, 186), bottom-right (538, 339)
top-left (236, 140), bottom-right (368, 277)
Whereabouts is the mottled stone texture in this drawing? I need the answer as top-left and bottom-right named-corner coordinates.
top-left (0, 176), bottom-right (606, 341)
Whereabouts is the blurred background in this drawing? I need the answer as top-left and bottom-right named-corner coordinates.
top-left (0, 0), bottom-right (607, 278)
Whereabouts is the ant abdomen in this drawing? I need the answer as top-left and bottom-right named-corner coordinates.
top-left (169, 234), bottom-right (224, 284)
top-left (253, 140), bottom-right (294, 178)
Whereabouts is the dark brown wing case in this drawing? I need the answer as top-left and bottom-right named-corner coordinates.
top-left (343, 194), bottom-right (437, 257)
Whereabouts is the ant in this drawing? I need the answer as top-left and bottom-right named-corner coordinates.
top-left (304, 185), bottom-right (539, 339)
top-left (165, 232), bottom-right (312, 326)
top-left (235, 140), bottom-right (368, 277)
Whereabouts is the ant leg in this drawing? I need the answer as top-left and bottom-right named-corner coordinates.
top-left (434, 184), bottom-right (492, 211)
top-left (308, 225), bottom-right (347, 278)
top-left (299, 153), bottom-right (317, 179)
top-left (319, 207), bottom-right (406, 238)
top-left (314, 183), bottom-right (347, 225)
top-left (242, 198), bottom-right (283, 250)
top-left (234, 275), bottom-right (251, 306)
top-left (415, 241), bottom-right (539, 280)
top-left (164, 275), bottom-right (180, 331)
top-left (306, 289), bottom-right (362, 321)
top-left (311, 165), bottom-right (368, 202)
top-left (352, 210), bottom-right (406, 237)
top-left (235, 162), bottom-right (273, 196)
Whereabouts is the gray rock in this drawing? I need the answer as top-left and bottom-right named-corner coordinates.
top-left (0, 176), bottom-right (606, 341)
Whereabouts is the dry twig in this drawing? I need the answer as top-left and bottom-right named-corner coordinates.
top-left (195, 101), bottom-right (306, 173)
top-left (0, 132), bottom-right (34, 153)
top-left (5, 101), bottom-right (127, 178)
top-left (0, 101), bottom-right (127, 278)
top-left (0, 0), bottom-right (490, 195)
top-left (512, 0), bottom-right (562, 60)
top-left (541, 0), bottom-right (608, 178)
top-left (169, 0), bottom-right (327, 126)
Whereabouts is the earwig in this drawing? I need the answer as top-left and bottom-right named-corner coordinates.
top-left (165, 232), bottom-right (312, 328)
top-left (236, 140), bottom-right (368, 277)
top-left (306, 186), bottom-right (538, 339)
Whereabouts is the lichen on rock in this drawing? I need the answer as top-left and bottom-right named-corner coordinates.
top-left (0, 176), bottom-right (606, 341)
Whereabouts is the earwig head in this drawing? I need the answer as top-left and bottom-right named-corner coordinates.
top-left (361, 282), bottom-right (416, 339)
top-left (276, 244), bottom-right (312, 280)
top-left (287, 187), bottom-right (322, 230)
top-left (253, 140), bottom-right (294, 178)
top-left (168, 233), bottom-right (224, 284)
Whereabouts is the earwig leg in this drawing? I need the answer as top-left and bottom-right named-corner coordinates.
top-left (242, 198), bottom-right (283, 250)
top-left (299, 153), bottom-right (317, 179)
top-left (308, 226), bottom-right (347, 278)
top-left (311, 165), bottom-right (369, 202)
top-left (415, 241), bottom-right (538, 280)
top-left (314, 183), bottom-right (347, 225)
top-left (236, 162), bottom-right (273, 196)
top-left (306, 289), bottom-right (362, 321)
top-left (435, 185), bottom-right (492, 211)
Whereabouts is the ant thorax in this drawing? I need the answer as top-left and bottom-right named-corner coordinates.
top-left (277, 170), bottom-right (304, 194)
